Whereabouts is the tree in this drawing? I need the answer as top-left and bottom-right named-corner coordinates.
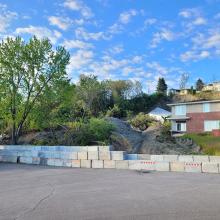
top-left (196, 78), bottom-right (204, 91)
top-left (0, 36), bottom-right (70, 144)
top-left (75, 74), bottom-right (108, 117)
top-left (179, 73), bottom-right (189, 89)
top-left (156, 78), bottom-right (167, 94)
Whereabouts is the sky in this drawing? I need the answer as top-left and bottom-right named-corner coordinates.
top-left (1, 0), bottom-right (220, 92)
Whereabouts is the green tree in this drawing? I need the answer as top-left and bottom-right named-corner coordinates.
top-left (76, 74), bottom-right (108, 117)
top-left (0, 36), bottom-right (70, 144)
top-left (156, 78), bottom-right (167, 94)
top-left (196, 78), bottom-right (204, 91)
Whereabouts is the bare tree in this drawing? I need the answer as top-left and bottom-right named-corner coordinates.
top-left (179, 73), bottom-right (189, 89)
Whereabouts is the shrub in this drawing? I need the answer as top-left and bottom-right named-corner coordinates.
top-left (129, 113), bottom-right (154, 131)
top-left (65, 118), bottom-right (115, 145)
top-left (160, 120), bottom-right (171, 137)
top-left (106, 104), bottom-right (125, 118)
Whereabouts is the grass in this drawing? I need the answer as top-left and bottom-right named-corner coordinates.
top-left (183, 133), bottom-right (220, 155)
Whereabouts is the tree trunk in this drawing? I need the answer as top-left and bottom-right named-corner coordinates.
top-left (12, 121), bottom-right (17, 145)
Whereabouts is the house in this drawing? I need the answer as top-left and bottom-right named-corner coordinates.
top-left (169, 88), bottom-right (195, 96)
top-left (202, 81), bottom-right (220, 92)
top-left (148, 107), bottom-right (171, 122)
top-left (167, 100), bottom-right (220, 134)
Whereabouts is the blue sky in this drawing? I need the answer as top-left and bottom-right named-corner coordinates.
top-left (1, 0), bottom-right (220, 92)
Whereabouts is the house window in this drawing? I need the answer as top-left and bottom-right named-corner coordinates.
top-left (204, 120), bottom-right (220, 132)
top-left (175, 105), bottom-right (186, 115)
top-left (203, 103), bottom-right (210, 112)
top-left (176, 122), bottom-right (186, 132)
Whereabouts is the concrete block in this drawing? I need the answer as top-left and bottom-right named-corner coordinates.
top-left (78, 152), bottom-right (88, 160)
top-left (63, 159), bottom-right (72, 167)
top-left (115, 160), bottom-right (129, 169)
top-left (128, 160), bottom-right (142, 170)
top-left (126, 154), bottom-right (138, 160)
top-left (137, 154), bottom-right (151, 160)
top-left (98, 146), bottom-right (112, 151)
top-left (170, 162), bottom-right (185, 172)
top-left (78, 146), bottom-right (88, 152)
top-left (60, 152), bottom-right (77, 160)
top-left (155, 161), bottom-right (170, 172)
top-left (151, 155), bottom-right (164, 161)
top-left (184, 162), bottom-right (202, 173)
top-left (80, 160), bottom-right (91, 168)
top-left (193, 155), bottom-right (209, 162)
top-left (140, 160), bottom-right (156, 171)
top-left (53, 159), bottom-right (64, 167)
top-left (20, 157), bottom-right (32, 164)
top-left (92, 160), bottom-right (104, 168)
top-left (202, 163), bottom-right (219, 173)
top-left (163, 155), bottom-right (178, 162)
top-left (47, 158), bottom-right (55, 166)
top-left (87, 146), bottom-right (99, 151)
top-left (99, 151), bottom-right (111, 160)
top-left (71, 160), bottom-right (80, 168)
top-left (32, 157), bottom-right (40, 165)
top-left (209, 156), bottom-right (220, 163)
top-left (104, 160), bottom-right (116, 169)
top-left (111, 151), bottom-right (126, 160)
top-left (179, 155), bottom-right (194, 162)
top-left (88, 151), bottom-right (99, 160)
top-left (2, 156), bottom-right (17, 163)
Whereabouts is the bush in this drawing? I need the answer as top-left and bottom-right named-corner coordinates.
top-left (106, 105), bottom-right (125, 118)
top-left (65, 118), bottom-right (115, 145)
top-left (129, 113), bottom-right (154, 131)
top-left (160, 121), bottom-right (171, 137)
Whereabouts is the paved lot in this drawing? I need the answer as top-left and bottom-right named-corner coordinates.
top-left (1, 164), bottom-right (220, 220)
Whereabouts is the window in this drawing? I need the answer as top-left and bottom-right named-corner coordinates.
top-left (203, 103), bottom-right (210, 112)
top-left (176, 122), bottom-right (186, 132)
top-left (204, 120), bottom-right (220, 132)
top-left (175, 105), bottom-right (186, 115)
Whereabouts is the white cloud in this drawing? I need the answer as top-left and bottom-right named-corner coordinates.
top-left (180, 50), bottom-right (210, 62)
top-left (63, 39), bottom-right (93, 49)
top-left (75, 27), bottom-right (110, 41)
top-left (107, 44), bottom-right (124, 54)
top-left (151, 28), bottom-right (176, 47)
top-left (193, 17), bottom-right (207, 25)
top-left (48, 16), bottom-right (71, 30)
top-left (15, 26), bottom-right (62, 44)
top-left (67, 49), bottom-right (94, 73)
top-left (63, 0), bottom-right (93, 19)
top-left (179, 8), bottom-right (200, 18)
top-left (119, 9), bottom-right (138, 24)
top-left (146, 61), bottom-right (168, 75)
top-left (0, 4), bottom-right (18, 33)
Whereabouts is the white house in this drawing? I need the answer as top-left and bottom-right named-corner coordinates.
top-left (148, 107), bottom-right (171, 122)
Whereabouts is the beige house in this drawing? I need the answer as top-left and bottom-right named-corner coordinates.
top-left (202, 82), bottom-right (220, 92)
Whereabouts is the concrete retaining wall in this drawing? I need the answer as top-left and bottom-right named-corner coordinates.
top-left (1, 145), bottom-right (220, 174)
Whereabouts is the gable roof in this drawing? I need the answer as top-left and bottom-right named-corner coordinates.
top-left (148, 107), bottom-right (171, 117)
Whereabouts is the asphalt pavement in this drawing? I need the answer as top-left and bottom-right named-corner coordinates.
top-left (0, 163), bottom-right (220, 220)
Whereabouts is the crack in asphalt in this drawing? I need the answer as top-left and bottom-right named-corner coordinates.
top-left (13, 183), bottom-right (55, 220)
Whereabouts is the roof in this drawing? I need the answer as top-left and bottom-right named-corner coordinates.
top-left (148, 107), bottom-right (171, 117)
top-left (167, 99), bottom-right (220, 106)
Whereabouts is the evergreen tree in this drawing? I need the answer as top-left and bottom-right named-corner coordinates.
top-left (156, 78), bottom-right (168, 94)
top-left (196, 78), bottom-right (204, 91)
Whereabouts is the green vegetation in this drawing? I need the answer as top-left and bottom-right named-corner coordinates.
top-left (0, 36), bottom-right (169, 145)
top-left (184, 133), bottom-right (220, 155)
top-left (129, 113), bottom-right (154, 131)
